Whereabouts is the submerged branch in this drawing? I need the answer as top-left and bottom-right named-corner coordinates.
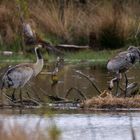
top-left (65, 87), bottom-right (87, 100)
top-left (39, 88), bottom-right (65, 101)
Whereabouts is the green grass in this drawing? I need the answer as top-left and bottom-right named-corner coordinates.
top-left (0, 53), bottom-right (32, 63)
top-left (63, 49), bottom-right (117, 64)
top-left (0, 48), bottom-right (123, 65)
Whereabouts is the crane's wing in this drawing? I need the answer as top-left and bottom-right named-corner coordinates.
top-left (2, 65), bottom-right (34, 88)
top-left (107, 52), bottom-right (133, 73)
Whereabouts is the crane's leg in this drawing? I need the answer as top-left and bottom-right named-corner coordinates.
top-left (1, 88), bottom-right (3, 106)
top-left (115, 73), bottom-right (122, 96)
top-left (19, 89), bottom-right (23, 105)
top-left (115, 78), bottom-right (120, 96)
top-left (108, 73), bottom-right (121, 96)
top-left (11, 89), bottom-right (16, 101)
top-left (108, 77), bottom-right (119, 96)
top-left (124, 73), bottom-right (128, 97)
top-left (108, 77), bottom-right (118, 90)
top-left (0, 83), bottom-right (4, 106)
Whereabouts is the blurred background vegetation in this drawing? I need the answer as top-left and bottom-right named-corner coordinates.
top-left (0, 0), bottom-right (140, 52)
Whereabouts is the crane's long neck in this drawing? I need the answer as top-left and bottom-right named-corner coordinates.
top-left (34, 48), bottom-right (44, 76)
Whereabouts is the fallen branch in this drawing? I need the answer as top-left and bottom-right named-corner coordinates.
top-left (56, 44), bottom-right (89, 49)
top-left (75, 70), bottom-right (102, 94)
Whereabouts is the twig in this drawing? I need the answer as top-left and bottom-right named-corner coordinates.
top-left (22, 96), bottom-right (41, 106)
top-left (75, 70), bottom-right (102, 94)
top-left (65, 87), bottom-right (87, 100)
top-left (26, 85), bottom-right (43, 102)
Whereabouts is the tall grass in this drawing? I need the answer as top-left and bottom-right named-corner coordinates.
top-left (0, 0), bottom-right (140, 50)
top-left (29, 0), bottom-right (140, 48)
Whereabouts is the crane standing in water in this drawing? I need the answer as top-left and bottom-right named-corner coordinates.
top-left (107, 46), bottom-right (140, 96)
top-left (1, 45), bottom-right (44, 105)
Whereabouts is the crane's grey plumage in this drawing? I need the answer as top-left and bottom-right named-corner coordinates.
top-left (1, 45), bottom-right (44, 104)
top-left (107, 46), bottom-right (140, 96)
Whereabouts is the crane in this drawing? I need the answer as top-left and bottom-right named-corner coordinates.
top-left (22, 22), bottom-right (63, 55)
top-left (107, 46), bottom-right (140, 96)
top-left (1, 45), bottom-right (44, 105)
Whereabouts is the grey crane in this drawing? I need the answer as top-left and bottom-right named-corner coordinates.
top-left (107, 46), bottom-right (140, 96)
top-left (1, 45), bottom-right (44, 105)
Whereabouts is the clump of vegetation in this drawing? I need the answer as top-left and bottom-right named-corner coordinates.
top-left (82, 94), bottom-right (140, 109)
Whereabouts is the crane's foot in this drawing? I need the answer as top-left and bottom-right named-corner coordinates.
top-left (124, 73), bottom-right (128, 97)
top-left (108, 86), bottom-right (113, 91)
top-left (11, 94), bottom-right (16, 102)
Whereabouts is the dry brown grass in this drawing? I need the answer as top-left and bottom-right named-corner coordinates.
top-left (0, 1), bottom-right (140, 48)
top-left (82, 92), bottom-right (140, 109)
top-left (29, 1), bottom-right (140, 47)
top-left (30, 1), bottom-right (90, 43)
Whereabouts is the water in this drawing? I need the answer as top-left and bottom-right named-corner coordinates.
top-left (1, 62), bottom-right (140, 100)
top-left (0, 62), bottom-right (140, 140)
top-left (1, 110), bottom-right (140, 140)
top-left (32, 62), bottom-right (140, 99)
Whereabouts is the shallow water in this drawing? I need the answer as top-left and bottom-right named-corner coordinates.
top-left (1, 109), bottom-right (140, 140)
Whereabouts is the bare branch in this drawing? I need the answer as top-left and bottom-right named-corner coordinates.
top-left (75, 70), bottom-right (102, 94)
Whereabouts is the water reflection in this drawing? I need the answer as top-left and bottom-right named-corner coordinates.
top-left (34, 63), bottom-right (108, 99)
top-left (0, 110), bottom-right (140, 140)
top-left (33, 63), bottom-right (140, 100)
top-left (0, 62), bottom-right (140, 101)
